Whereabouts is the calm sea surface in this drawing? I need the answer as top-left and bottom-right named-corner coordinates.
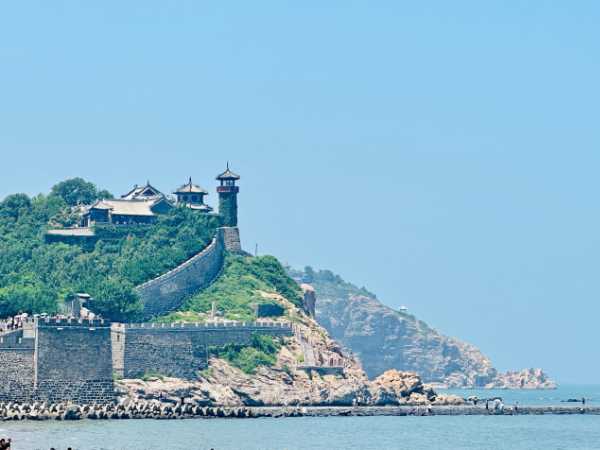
top-left (1, 386), bottom-right (599, 450)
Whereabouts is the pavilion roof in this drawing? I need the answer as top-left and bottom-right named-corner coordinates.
top-left (173, 178), bottom-right (209, 195)
top-left (216, 164), bottom-right (240, 181)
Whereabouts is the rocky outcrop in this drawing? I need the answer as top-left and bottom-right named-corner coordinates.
top-left (118, 367), bottom-right (463, 408)
top-left (116, 297), bottom-right (463, 407)
top-left (485, 368), bottom-right (557, 390)
top-left (289, 267), bottom-right (555, 389)
top-left (301, 284), bottom-right (316, 318)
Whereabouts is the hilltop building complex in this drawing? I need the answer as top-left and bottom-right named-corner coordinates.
top-left (46, 166), bottom-right (238, 234)
top-left (0, 165), bottom-right (271, 404)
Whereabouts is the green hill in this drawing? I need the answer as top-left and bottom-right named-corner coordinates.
top-left (0, 178), bottom-right (220, 321)
top-left (0, 178), bottom-right (302, 324)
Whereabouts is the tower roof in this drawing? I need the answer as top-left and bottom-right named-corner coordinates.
top-left (216, 163), bottom-right (240, 181)
top-left (173, 177), bottom-right (209, 195)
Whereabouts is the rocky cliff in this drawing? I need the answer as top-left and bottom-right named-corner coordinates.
top-left (118, 292), bottom-right (462, 407)
top-left (289, 267), bottom-right (555, 389)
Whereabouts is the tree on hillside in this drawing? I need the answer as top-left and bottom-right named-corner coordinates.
top-left (50, 178), bottom-right (112, 206)
top-left (0, 193), bottom-right (32, 220)
top-left (0, 282), bottom-right (57, 317)
top-left (97, 189), bottom-right (114, 200)
top-left (89, 277), bottom-right (143, 322)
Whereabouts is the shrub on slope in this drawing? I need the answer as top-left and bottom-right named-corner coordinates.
top-left (161, 254), bottom-right (304, 323)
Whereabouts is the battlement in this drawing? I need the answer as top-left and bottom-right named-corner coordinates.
top-left (36, 317), bottom-right (111, 328)
top-left (115, 321), bottom-right (292, 331)
top-left (0, 330), bottom-right (35, 350)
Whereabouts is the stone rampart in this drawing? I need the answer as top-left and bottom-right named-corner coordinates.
top-left (222, 226), bottom-right (242, 253)
top-left (0, 330), bottom-right (35, 402)
top-left (34, 319), bottom-right (115, 404)
top-left (112, 322), bottom-right (292, 379)
top-left (136, 229), bottom-right (226, 320)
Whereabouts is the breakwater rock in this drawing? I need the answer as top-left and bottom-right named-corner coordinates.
top-left (2, 401), bottom-right (599, 421)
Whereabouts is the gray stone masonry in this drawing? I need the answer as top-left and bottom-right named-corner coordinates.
top-left (112, 322), bottom-right (293, 379)
top-left (34, 318), bottom-right (115, 404)
top-left (0, 318), bottom-right (115, 404)
top-left (0, 330), bottom-right (35, 402)
top-left (136, 228), bottom-right (226, 320)
top-left (222, 226), bottom-right (242, 253)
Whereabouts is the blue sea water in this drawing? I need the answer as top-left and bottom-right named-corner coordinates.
top-left (1, 386), bottom-right (599, 450)
top-left (444, 384), bottom-right (600, 406)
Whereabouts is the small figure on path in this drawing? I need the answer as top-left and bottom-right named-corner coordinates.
top-left (582, 397), bottom-right (586, 405)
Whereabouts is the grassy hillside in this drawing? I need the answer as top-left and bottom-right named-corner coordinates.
top-left (160, 254), bottom-right (304, 323)
top-left (0, 179), bottom-right (220, 321)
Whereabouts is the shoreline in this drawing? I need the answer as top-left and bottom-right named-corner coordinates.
top-left (1, 404), bottom-right (598, 421)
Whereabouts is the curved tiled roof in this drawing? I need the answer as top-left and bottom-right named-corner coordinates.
top-left (88, 198), bottom-right (170, 217)
top-left (216, 164), bottom-right (240, 180)
top-left (173, 178), bottom-right (209, 195)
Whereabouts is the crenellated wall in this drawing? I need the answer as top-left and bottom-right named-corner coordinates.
top-left (136, 228), bottom-right (227, 320)
top-left (112, 322), bottom-right (292, 379)
top-left (0, 319), bottom-right (115, 404)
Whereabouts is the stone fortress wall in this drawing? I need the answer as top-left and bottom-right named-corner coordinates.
top-left (136, 226), bottom-right (244, 320)
top-left (0, 318), bottom-right (114, 404)
top-left (221, 226), bottom-right (242, 253)
top-left (0, 330), bottom-right (35, 402)
top-left (34, 318), bottom-right (115, 404)
top-left (112, 321), bottom-right (292, 379)
top-left (136, 228), bottom-right (226, 320)
top-left (0, 318), bottom-right (292, 403)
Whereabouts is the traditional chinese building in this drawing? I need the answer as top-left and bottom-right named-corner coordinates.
top-left (46, 167), bottom-right (241, 240)
top-left (80, 182), bottom-right (172, 226)
top-left (173, 178), bottom-right (212, 212)
top-left (216, 164), bottom-right (240, 227)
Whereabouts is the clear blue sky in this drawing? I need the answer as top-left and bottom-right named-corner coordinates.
top-left (1, 1), bottom-right (599, 383)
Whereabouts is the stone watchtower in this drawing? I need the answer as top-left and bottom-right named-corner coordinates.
top-left (216, 164), bottom-right (240, 227)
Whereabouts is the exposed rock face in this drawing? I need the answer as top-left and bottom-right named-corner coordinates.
top-left (117, 299), bottom-right (462, 407)
top-left (289, 268), bottom-right (555, 389)
top-left (301, 284), bottom-right (316, 318)
top-left (118, 366), bottom-right (463, 407)
top-left (486, 368), bottom-right (557, 390)
top-left (319, 291), bottom-right (496, 387)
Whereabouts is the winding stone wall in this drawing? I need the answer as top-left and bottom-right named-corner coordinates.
top-left (136, 228), bottom-right (226, 320)
top-left (112, 322), bottom-right (293, 379)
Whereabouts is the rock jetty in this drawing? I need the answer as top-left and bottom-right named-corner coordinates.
top-left (2, 401), bottom-right (598, 421)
